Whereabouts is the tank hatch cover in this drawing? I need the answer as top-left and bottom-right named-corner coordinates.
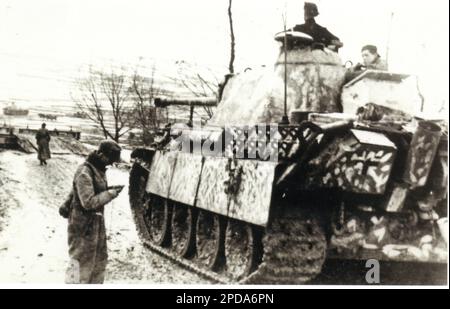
top-left (350, 129), bottom-right (397, 149)
top-left (274, 30), bottom-right (314, 43)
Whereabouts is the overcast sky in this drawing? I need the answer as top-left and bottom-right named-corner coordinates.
top-left (0, 0), bottom-right (448, 113)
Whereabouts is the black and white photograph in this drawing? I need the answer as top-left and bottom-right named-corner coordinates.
top-left (0, 0), bottom-right (448, 290)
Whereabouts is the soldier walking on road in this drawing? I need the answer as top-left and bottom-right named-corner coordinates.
top-left (35, 123), bottom-right (51, 166)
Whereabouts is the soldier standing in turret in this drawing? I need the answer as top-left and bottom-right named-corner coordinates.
top-left (292, 2), bottom-right (343, 51)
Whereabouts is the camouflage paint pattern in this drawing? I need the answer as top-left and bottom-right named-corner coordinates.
top-left (146, 150), bottom-right (178, 198)
top-left (323, 148), bottom-right (395, 194)
top-left (146, 149), bottom-right (277, 226)
top-left (228, 160), bottom-right (277, 226)
top-left (273, 50), bottom-right (346, 114)
top-left (427, 139), bottom-right (448, 201)
top-left (402, 121), bottom-right (442, 188)
top-left (385, 184), bottom-right (409, 212)
top-left (168, 152), bottom-right (203, 206)
top-left (196, 157), bottom-right (230, 217)
top-left (209, 47), bottom-right (346, 126)
top-left (307, 130), bottom-right (397, 194)
top-left (328, 208), bottom-right (448, 263)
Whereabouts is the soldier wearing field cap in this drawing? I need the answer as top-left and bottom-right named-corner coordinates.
top-left (62, 140), bottom-right (123, 284)
top-left (359, 45), bottom-right (388, 71)
top-left (292, 2), bottom-right (343, 51)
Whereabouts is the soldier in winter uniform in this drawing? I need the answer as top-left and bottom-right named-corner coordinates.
top-left (62, 140), bottom-right (123, 284)
top-left (346, 45), bottom-right (388, 82)
top-left (35, 123), bottom-right (51, 165)
top-left (292, 2), bottom-right (343, 51)
top-left (357, 44), bottom-right (388, 71)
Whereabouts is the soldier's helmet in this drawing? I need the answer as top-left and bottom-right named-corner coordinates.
top-left (98, 140), bottom-right (122, 163)
top-left (304, 2), bottom-right (319, 17)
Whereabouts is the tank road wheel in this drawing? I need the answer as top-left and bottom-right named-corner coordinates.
top-left (225, 220), bottom-right (263, 281)
top-left (148, 195), bottom-right (172, 247)
top-left (171, 203), bottom-right (196, 258)
top-left (129, 163), bottom-right (152, 241)
top-left (196, 210), bottom-right (226, 271)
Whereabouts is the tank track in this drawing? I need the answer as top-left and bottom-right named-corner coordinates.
top-left (244, 209), bottom-right (327, 284)
top-left (128, 162), bottom-right (230, 284)
top-left (129, 162), bottom-right (327, 284)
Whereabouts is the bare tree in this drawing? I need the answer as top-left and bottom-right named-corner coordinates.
top-left (166, 2), bottom-right (235, 122)
top-left (129, 66), bottom-right (171, 144)
top-left (228, 0), bottom-right (235, 74)
top-left (74, 67), bottom-right (132, 142)
top-left (172, 61), bottom-right (219, 120)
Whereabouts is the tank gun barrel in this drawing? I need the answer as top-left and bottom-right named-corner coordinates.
top-left (154, 97), bottom-right (217, 108)
top-left (154, 97), bottom-right (217, 127)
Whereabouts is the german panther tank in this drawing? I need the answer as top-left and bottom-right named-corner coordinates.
top-left (128, 32), bottom-right (448, 284)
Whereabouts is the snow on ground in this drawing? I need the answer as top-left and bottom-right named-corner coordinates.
top-left (0, 150), bottom-right (208, 284)
top-left (2, 150), bottom-right (444, 285)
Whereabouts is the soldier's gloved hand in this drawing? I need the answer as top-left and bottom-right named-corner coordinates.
top-left (108, 189), bottom-right (119, 199)
top-left (109, 185), bottom-right (125, 193)
top-left (353, 63), bottom-right (364, 71)
top-left (108, 186), bottom-right (124, 199)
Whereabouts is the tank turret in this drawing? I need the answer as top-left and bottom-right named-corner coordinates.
top-left (210, 35), bottom-right (346, 126)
